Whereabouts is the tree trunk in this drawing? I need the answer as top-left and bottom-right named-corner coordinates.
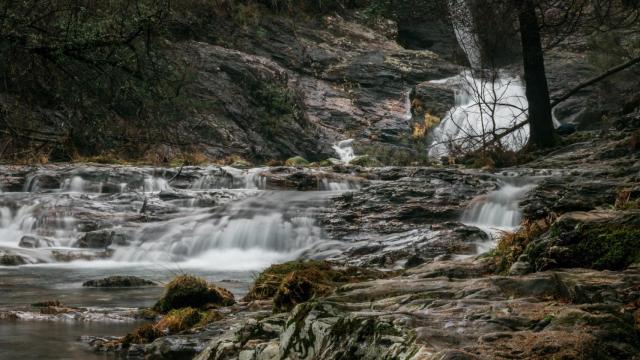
top-left (518, 0), bottom-right (556, 149)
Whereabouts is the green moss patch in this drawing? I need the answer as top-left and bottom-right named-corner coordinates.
top-left (526, 211), bottom-right (640, 271)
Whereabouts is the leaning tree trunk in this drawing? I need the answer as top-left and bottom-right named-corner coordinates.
top-left (518, 0), bottom-right (556, 149)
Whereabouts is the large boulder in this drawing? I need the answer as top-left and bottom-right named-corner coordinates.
top-left (75, 229), bottom-right (128, 248)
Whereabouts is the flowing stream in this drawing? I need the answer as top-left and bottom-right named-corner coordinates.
top-left (0, 165), bottom-right (358, 359)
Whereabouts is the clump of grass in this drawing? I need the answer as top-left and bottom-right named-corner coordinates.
top-left (153, 275), bottom-right (235, 313)
top-left (155, 307), bottom-right (203, 333)
top-left (121, 324), bottom-right (163, 347)
top-left (121, 308), bottom-right (223, 347)
top-left (493, 216), bottom-right (554, 274)
top-left (615, 188), bottom-right (639, 210)
top-left (244, 260), bottom-right (393, 312)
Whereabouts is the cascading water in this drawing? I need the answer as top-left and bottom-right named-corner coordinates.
top-left (332, 139), bottom-right (356, 164)
top-left (461, 177), bottom-right (537, 253)
top-left (0, 165), bottom-right (356, 270)
top-left (428, 0), bottom-right (530, 158)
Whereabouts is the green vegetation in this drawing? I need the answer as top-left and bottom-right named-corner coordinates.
top-left (251, 81), bottom-right (302, 137)
top-left (573, 226), bottom-right (640, 270)
top-left (526, 213), bottom-right (640, 271)
top-left (153, 275), bottom-right (235, 313)
top-left (284, 156), bottom-right (310, 166)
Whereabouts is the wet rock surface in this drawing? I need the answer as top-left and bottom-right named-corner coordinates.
top-left (82, 276), bottom-right (156, 288)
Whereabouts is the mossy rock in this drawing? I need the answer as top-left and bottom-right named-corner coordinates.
top-left (244, 260), bottom-right (393, 312)
top-left (153, 275), bottom-right (235, 313)
top-left (526, 211), bottom-right (640, 271)
top-left (230, 159), bottom-right (252, 169)
top-left (0, 253), bottom-right (27, 266)
top-left (284, 156), bottom-right (309, 166)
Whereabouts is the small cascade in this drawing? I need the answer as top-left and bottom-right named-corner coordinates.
top-left (0, 204), bottom-right (40, 247)
top-left (461, 178), bottom-right (536, 253)
top-left (332, 139), bottom-right (356, 164)
top-left (142, 177), bottom-right (170, 193)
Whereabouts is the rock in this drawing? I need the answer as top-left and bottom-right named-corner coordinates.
top-left (0, 252), bottom-right (27, 266)
top-left (18, 235), bottom-right (55, 248)
top-left (50, 249), bottom-right (113, 262)
top-left (508, 260), bottom-right (531, 276)
top-left (556, 123), bottom-right (577, 136)
top-left (412, 81), bottom-right (455, 120)
top-left (75, 229), bottom-right (127, 248)
top-left (526, 210), bottom-right (640, 271)
top-left (82, 276), bottom-right (156, 288)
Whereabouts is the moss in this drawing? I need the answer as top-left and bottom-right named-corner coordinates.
top-left (349, 155), bottom-right (381, 167)
top-left (575, 226), bottom-right (640, 270)
top-left (0, 254), bottom-right (27, 266)
top-left (273, 270), bottom-right (334, 312)
top-left (153, 275), bottom-right (235, 313)
top-left (527, 213), bottom-right (640, 271)
top-left (284, 156), bottom-right (309, 166)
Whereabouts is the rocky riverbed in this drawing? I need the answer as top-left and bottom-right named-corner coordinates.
top-left (1, 112), bottom-right (639, 359)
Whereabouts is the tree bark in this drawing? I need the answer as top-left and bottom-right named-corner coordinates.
top-left (518, 0), bottom-right (557, 149)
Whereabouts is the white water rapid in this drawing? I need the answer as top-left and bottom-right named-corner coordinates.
top-left (0, 166), bottom-right (358, 271)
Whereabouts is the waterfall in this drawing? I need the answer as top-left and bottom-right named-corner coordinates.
top-left (332, 139), bottom-right (356, 164)
top-left (428, 0), bottom-right (530, 158)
